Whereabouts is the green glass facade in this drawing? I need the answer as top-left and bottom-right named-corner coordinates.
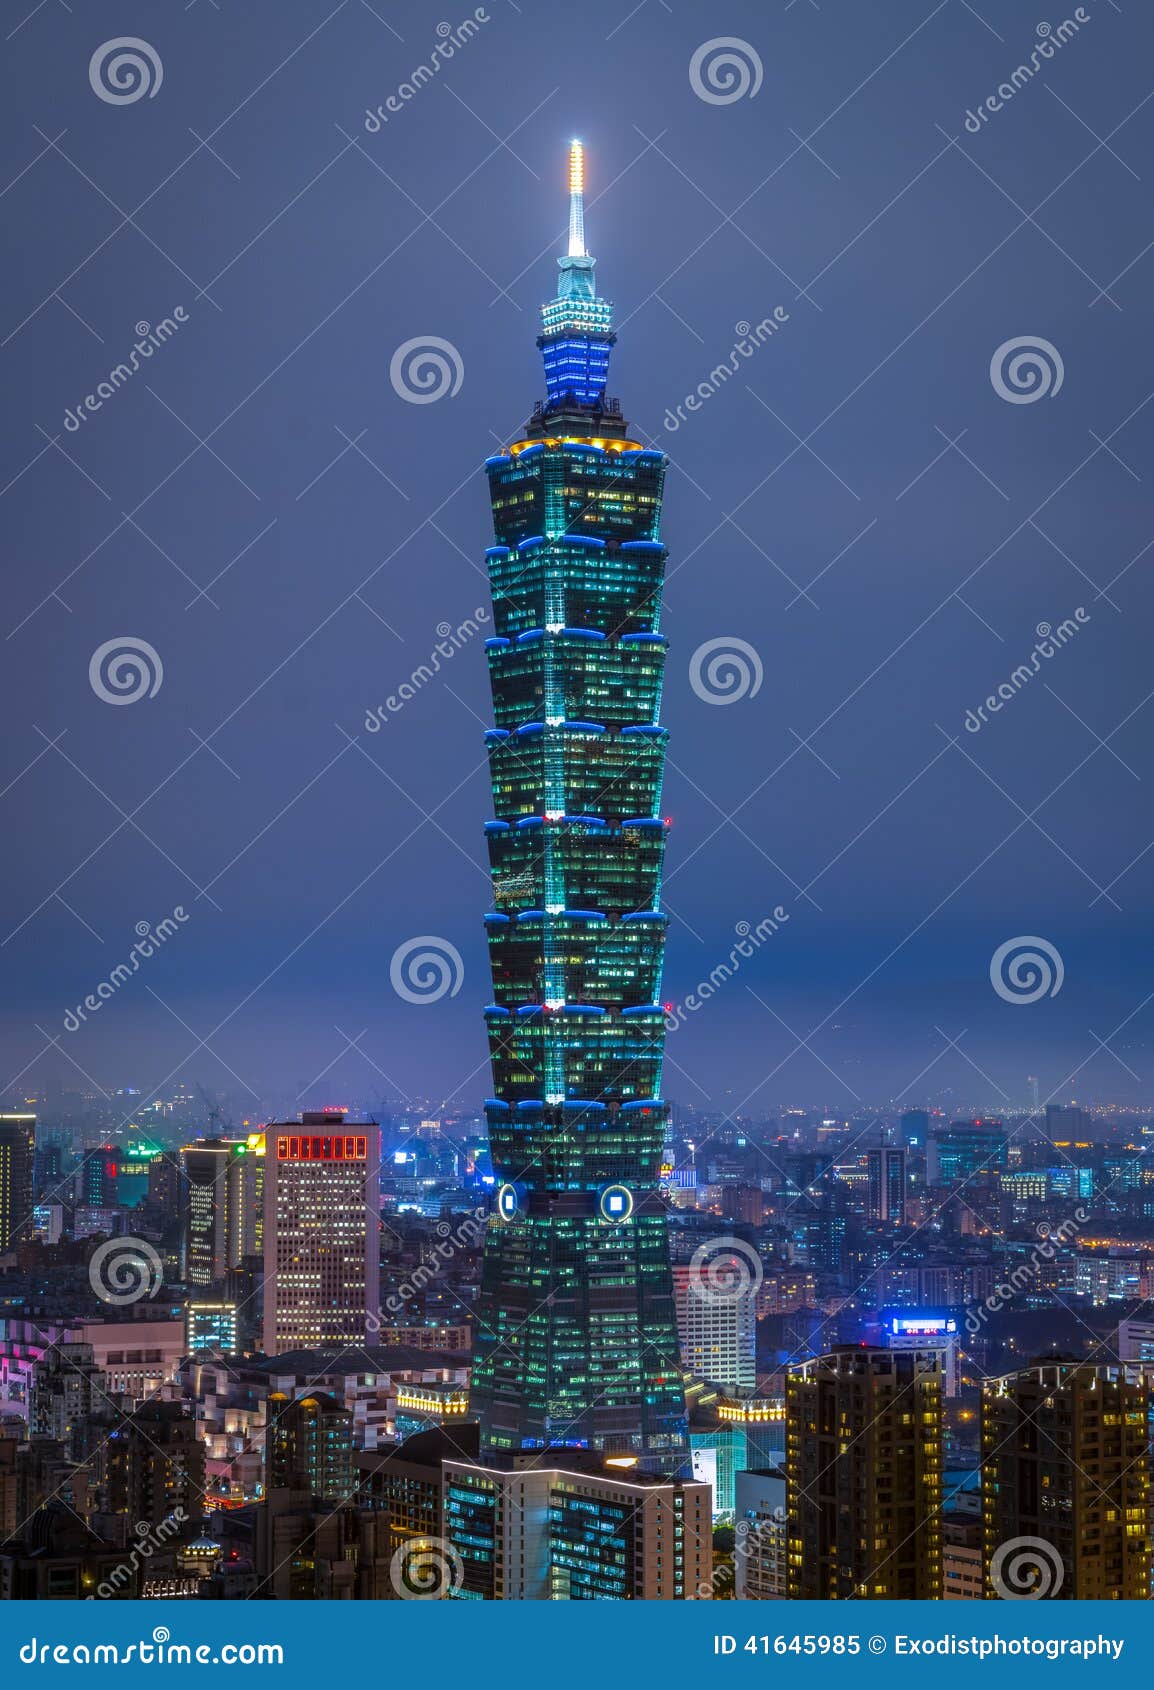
top-left (470, 147), bottom-right (688, 1472)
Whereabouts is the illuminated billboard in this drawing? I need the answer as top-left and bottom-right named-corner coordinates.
top-left (275, 1134), bottom-right (368, 1162)
top-left (886, 1311), bottom-right (957, 1336)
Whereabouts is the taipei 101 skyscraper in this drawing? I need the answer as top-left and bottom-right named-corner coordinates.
top-left (471, 143), bottom-right (689, 1472)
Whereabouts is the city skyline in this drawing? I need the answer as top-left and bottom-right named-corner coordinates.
top-left (2, 0), bottom-right (1154, 1617)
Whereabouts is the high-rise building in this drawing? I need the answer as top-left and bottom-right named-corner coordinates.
top-left (226, 1259), bottom-right (264, 1355)
top-left (928, 1119), bottom-right (1006, 1188)
top-left (757, 1271), bottom-right (817, 1316)
top-left (226, 1133), bottom-right (264, 1266)
top-left (1044, 1103), bottom-right (1087, 1143)
top-left (981, 1361), bottom-right (1150, 1599)
top-left (29, 1343), bottom-right (109, 1461)
top-left (790, 1205), bottom-right (846, 1273)
top-left (722, 1185), bottom-right (765, 1227)
top-left (469, 142), bottom-right (686, 1472)
top-left (781, 1152), bottom-right (830, 1201)
top-left (106, 1401), bottom-right (206, 1528)
top-left (1117, 1316), bottom-right (1154, 1363)
top-left (180, 1139), bottom-right (232, 1286)
top-left (30, 1204), bottom-right (63, 1245)
top-left (689, 1397), bottom-right (785, 1516)
top-left (0, 1435), bottom-right (18, 1542)
top-left (880, 1309), bottom-right (961, 1397)
top-left (31, 1138), bottom-right (62, 1203)
top-left (786, 1346), bottom-right (944, 1599)
top-left (79, 1144), bottom-right (117, 1210)
top-left (7, 1439), bottom-right (94, 1530)
top-left (113, 1142), bottom-right (161, 1208)
top-left (254, 1491), bottom-right (392, 1601)
top-left (262, 1112), bottom-right (381, 1355)
top-left (75, 1316), bottom-right (185, 1403)
top-left (0, 1116), bottom-right (35, 1253)
top-left (267, 1391), bottom-right (354, 1503)
top-left (180, 1128), bottom-right (266, 1284)
top-left (899, 1109), bottom-right (928, 1149)
top-left (181, 1133), bottom-right (265, 1288)
top-left (443, 1452), bottom-right (711, 1600)
top-left (734, 1467), bottom-right (787, 1599)
top-left (867, 1147), bottom-right (907, 1224)
top-left (185, 1300), bottom-right (239, 1355)
top-left (392, 1380), bottom-right (472, 1444)
top-left (146, 1152), bottom-right (181, 1224)
top-left (673, 1262), bottom-right (757, 1393)
top-left (354, 1423), bottom-right (481, 1596)
top-left (942, 1510), bottom-right (983, 1600)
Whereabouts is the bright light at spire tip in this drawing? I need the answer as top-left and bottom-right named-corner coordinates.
top-left (567, 139), bottom-right (586, 258)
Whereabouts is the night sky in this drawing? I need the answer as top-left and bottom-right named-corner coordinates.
top-left (2, 0), bottom-right (1153, 1119)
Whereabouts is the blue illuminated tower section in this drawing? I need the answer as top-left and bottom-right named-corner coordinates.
top-left (471, 144), bottom-right (688, 1472)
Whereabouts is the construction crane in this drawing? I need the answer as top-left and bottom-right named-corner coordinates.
top-left (195, 1081), bottom-right (235, 1137)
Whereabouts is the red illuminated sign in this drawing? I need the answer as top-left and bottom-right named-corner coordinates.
top-left (277, 1135), bottom-right (367, 1162)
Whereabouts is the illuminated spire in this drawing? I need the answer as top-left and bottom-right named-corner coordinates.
top-left (537, 137), bottom-right (616, 416)
top-left (567, 138), bottom-right (586, 258)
